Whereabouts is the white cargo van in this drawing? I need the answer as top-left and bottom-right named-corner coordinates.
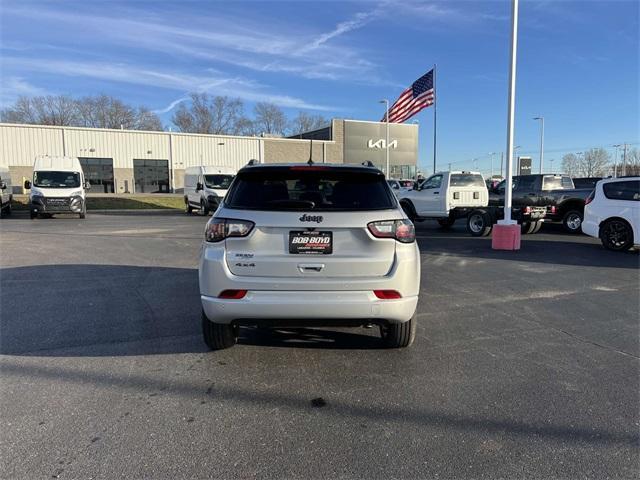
top-left (184, 166), bottom-right (235, 215)
top-left (24, 156), bottom-right (90, 219)
top-left (0, 167), bottom-right (13, 218)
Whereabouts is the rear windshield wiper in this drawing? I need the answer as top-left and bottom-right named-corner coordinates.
top-left (265, 199), bottom-right (316, 209)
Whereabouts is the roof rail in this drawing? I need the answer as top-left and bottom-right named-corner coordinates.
top-left (362, 161), bottom-right (375, 167)
top-left (247, 159), bottom-right (258, 166)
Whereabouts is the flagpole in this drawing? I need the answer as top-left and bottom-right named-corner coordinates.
top-left (432, 64), bottom-right (437, 174)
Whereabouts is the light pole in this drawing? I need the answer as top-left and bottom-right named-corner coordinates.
top-left (379, 99), bottom-right (390, 177)
top-left (533, 116), bottom-right (544, 173)
top-left (489, 152), bottom-right (497, 179)
top-left (500, 0), bottom-right (519, 226)
top-left (613, 144), bottom-right (621, 177)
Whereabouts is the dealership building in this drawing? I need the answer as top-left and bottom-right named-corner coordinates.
top-left (0, 119), bottom-right (418, 194)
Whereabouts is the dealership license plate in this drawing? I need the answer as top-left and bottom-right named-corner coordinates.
top-left (289, 231), bottom-right (333, 254)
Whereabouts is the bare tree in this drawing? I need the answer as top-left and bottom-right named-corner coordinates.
top-left (619, 147), bottom-right (640, 176)
top-left (1, 94), bottom-right (162, 130)
top-left (171, 93), bottom-right (244, 134)
top-left (581, 148), bottom-right (610, 177)
top-left (0, 96), bottom-right (39, 124)
top-left (253, 102), bottom-right (287, 136)
top-left (1, 95), bottom-right (78, 125)
top-left (561, 153), bottom-right (581, 176)
top-left (288, 112), bottom-right (329, 135)
top-left (562, 149), bottom-right (610, 177)
top-left (235, 117), bottom-right (257, 136)
top-left (134, 107), bottom-right (163, 131)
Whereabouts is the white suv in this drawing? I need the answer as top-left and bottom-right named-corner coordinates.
top-left (582, 177), bottom-right (639, 251)
top-left (198, 163), bottom-right (421, 349)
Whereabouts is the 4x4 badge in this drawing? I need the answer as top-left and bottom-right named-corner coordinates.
top-left (299, 214), bottom-right (323, 223)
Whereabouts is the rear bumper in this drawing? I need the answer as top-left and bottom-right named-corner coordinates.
top-left (201, 291), bottom-right (418, 325)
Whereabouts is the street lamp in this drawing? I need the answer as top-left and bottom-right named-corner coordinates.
top-left (379, 99), bottom-right (390, 177)
top-left (533, 116), bottom-right (544, 173)
top-left (613, 144), bottom-right (621, 177)
top-left (489, 152), bottom-right (497, 179)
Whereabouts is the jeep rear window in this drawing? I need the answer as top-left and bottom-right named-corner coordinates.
top-left (225, 168), bottom-right (396, 211)
top-left (450, 174), bottom-right (485, 187)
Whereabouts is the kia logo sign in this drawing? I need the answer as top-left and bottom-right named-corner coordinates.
top-left (368, 139), bottom-right (398, 149)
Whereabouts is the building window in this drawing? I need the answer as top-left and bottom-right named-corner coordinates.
top-left (133, 159), bottom-right (170, 194)
top-left (79, 158), bottom-right (114, 193)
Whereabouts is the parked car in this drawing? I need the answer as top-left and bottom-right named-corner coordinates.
top-left (0, 167), bottom-right (13, 218)
top-left (24, 156), bottom-right (90, 219)
top-left (199, 162), bottom-right (420, 349)
top-left (490, 174), bottom-right (591, 233)
top-left (184, 166), bottom-right (235, 215)
top-left (582, 177), bottom-right (639, 251)
top-left (572, 177), bottom-right (603, 190)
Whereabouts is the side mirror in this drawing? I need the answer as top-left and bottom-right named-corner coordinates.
top-left (0, 181), bottom-right (6, 190)
top-left (24, 180), bottom-right (31, 190)
top-left (196, 182), bottom-right (203, 191)
top-left (84, 181), bottom-right (91, 190)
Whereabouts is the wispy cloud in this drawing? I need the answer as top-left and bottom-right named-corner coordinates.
top-left (0, 76), bottom-right (47, 106)
top-left (2, 57), bottom-right (335, 111)
top-left (2, 4), bottom-right (384, 84)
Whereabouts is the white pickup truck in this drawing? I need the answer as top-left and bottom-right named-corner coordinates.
top-left (397, 171), bottom-right (489, 228)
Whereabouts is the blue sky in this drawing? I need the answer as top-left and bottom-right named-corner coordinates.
top-left (1, 0), bottom-right (638, 174)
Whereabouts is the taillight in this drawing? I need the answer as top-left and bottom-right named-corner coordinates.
top-left (550, 206), bottom-right (557, 214)
top-left (367, 219), bottom-right (415, 243)
top-left (205, 218), bottom-right (254, 242)
top-left (585, 190), bottom-right (595, 205)
top-left (373, 290), bottom-right (402, 300)
top-left (218, 289), bottom-right (247, 299)
top-left (523, 206), bottom-right (532, 214)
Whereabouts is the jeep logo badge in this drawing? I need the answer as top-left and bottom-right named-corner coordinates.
top-left (299, 214), bottom-right (323, 223)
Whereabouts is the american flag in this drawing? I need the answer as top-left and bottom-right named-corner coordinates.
top-left (382, 69), bottom-right (434, 123)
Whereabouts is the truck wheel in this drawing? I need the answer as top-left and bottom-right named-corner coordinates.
top-left (531, 220), bottom-right (543, 233)
top-left (380, 312), bottom-right (416, 348)
top-left (202, 310), bottom-right (237, 350)
top-left (400, 200), bottom-right (418, 222)
top-left (185, 197), bottom-right (193, 214)
top-left (0, 203), bottom-right (11, 218)
top-left (30, 210), bottom-right (37, 220)
top-left (600, 219), bottom-right (633, 251)
top-left (562, 210), bottom-right (583, 234)
top-left (521, 221), bottom-right (538, 234)
top-left (79, 212), bottom-right (86, 219)
top-left (467, 211), bottom-right (492, 237)
top-left (200, 201), bottom-right (210, 216)
top-left (437, 217), bottom-right (455, 229)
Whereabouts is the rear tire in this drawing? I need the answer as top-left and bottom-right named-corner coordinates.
top-left (437, 217), bottom-right (455, 229)
top-left (381, 312), bottom-right (416, 348)
top-left (200, 201), bottom-right (210, 216)
top-left (562, 210), bottom-right (583, 234)
top-left (600, 219), bottom-right (633, 251)
top-left (467, 211), bottom-right (492, 237)
top-left (30, 210), bottom-right (37, 220)
top-left (202, 310), bottom-right (237, 350)
top-left (185, 197), bottom-right (193, 214)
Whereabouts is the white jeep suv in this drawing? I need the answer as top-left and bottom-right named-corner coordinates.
top-left (199, 163), bottom-right (421, 349)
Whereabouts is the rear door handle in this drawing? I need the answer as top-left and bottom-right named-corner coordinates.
top-left (298, 264), bottom-right (325, 273)
top-left (433, 191), bottom-right (439, 195)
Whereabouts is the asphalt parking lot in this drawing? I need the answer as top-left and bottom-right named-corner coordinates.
top-left (1, 212), bottom-right (638, 479)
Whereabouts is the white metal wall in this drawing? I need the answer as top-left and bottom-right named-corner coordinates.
top-left (0, 123), bottom-right (261, 170)
top-left (0, 124), bottom-right (64, 167)
top-left (171, 133), bottom-right (261, 170)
